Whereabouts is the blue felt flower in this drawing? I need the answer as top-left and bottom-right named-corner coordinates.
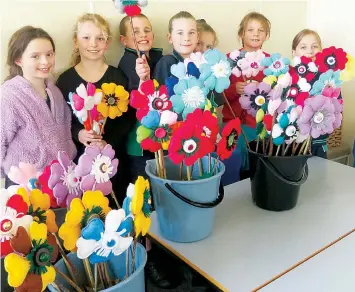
top-left (199, 49), bottom-right (232, 93)
top-left (262, 53), bottom-right (290, 77)
top-left (76, 210), bottom-right (133, 264)
top-left (310, 69), bottom-right (343, 96)
top-left (170, 77), bottom-right (209, 120)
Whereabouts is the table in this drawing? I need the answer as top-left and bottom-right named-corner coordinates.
top-left (148, 158), bottom-right (355, 291)
top-left (260, 232), bottom-right (355, 291)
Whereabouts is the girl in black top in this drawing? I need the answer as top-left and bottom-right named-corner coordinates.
top-left (56, 13), bottom-right (135, 205)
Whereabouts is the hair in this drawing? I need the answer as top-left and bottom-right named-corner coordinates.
top-left (238, 12), bottom-right (271, 46)
top-left (197, 19), bottom-right (218, 46)
top-left (71, 13), bottom-right (111, 66)
top-left (292, 29), bottom-right (322, 51)
top-left (168, 11), bottom-right (196, 33)
top-left (119, 14), bottom-right (150, 37)
top-left (6, 26), bottom-right (55, 81)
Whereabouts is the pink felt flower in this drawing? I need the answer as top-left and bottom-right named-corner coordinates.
top-left (7, 163), bottom-right (41, 192)
top-left (239, 50), bottom-right (265, 78)
top-left (239, 82), bottom-right (273, 116)
top-left (75, 145), bottom-right (119, 196)
top-left (38, 161), bottom-right (59, 208)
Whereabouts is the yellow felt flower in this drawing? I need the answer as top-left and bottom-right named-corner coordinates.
top-left (131, 176), bottom-right (152, 236)
top-left (5, 222), bottom-right (57, 291)
top-left (263, 75), bottom-right (277, 86)
top-left (153, 79), bottom-right (159, 88)
top-left (204, 99), bottom-right (217, 117)
top-left (58, 190), bottom-right (111, 251)
top-left (97, 83), bottom-right (130, 119)
top-left (340, 54), bottom-right (355, 81)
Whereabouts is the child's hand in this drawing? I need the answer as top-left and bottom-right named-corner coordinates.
top-left (136, 54), bottom-right (150, 82)
top-left (236, 82), bottom-right (247, 95)
top-left (78, 129), bottom-right (103, 147)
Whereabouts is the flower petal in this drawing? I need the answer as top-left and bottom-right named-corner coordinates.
top-left (47, 233), bottom-right (59, 262)
top-left (112, 236), bottom-right (133, 256)
top-left (105, 209), bottom-right (125, 232)
top-left (58, 223), bottom-right (81, 251)
top-left (5, 253), bottom-right (30, 288)
top-left (45, 210), bottom-right (58, 233)
top-left (115, 85), bottom-right (129, 100)
top-left (30, 189), bottom-right (50, 211)
top-left (81, 218), bottom-right (104, 241)
top-left (76, 237), bottom-right (98, 259)
top-left (41, 266), bottom-right (56, 291)
top-left (82, 191), bottom-right (111, 216)
top-left (10, 226), bottom-right (32, 255)
top-left (101, 83), bottom-right (116, 96)
top-left (159, 110), bottom-right (178, 126)
top-left (80, 174), bottom-right (96, 192)
top-left (65, 198), bottom-right (85, 227)
top-left (76, 83), bottom-right (88, 99)
top-left (94, 181), bottom-right (113, 196)
top-left (29, 222), bottom-right (47, 242)
top-left (101, 144), bottom-right (115, 160)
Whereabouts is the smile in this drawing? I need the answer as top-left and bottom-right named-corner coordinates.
top-left (38, 68), bottom-right (50, 73)
top-left (87, 50), bottom-right (99, 53)
top-left (138, 40), bottom-right (149, 44)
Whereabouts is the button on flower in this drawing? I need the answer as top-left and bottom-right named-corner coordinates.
top-left (262, 53), bottom-right (290, 77)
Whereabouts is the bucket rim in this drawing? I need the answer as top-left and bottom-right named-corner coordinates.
top-left (247, 147), bottom-right (312, 160)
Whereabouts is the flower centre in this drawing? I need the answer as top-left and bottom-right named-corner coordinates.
top-left (91, 155), bottom-right (114, 183)
top-left (289, 87), bottom-right (299, 97)
top-left (250, 62), bottom-right (259, 69)
top-left (325, 79), bottom-right (336, 88)
top-left (35, 247), bottom-right (51, 266)
top-left (107, 95), bottom-right (117, 106)
top-left (212, 61), bottom-right (230, 78)
top-left (313, 112), bottom-right (324, 124)
top-left (273, 61), bottom-right (282, 69)
top-left (298, 65), bottom-right (306, 74)
top-left (326, 55), bottom-right (336, 66)
top-left (255, 95), bottom-right (265, 106)
top-left (285, 125), bottom-right (297, 137)
top-left (148, 91), bottom-right (167, 111)
top-left (102, 233), bottom-right (119, 251)
top-left (182, 86), bottom-right (205, 108)
top-left (61, 165), bottom-right (81, 195)
top-left (227, 132), bottom-right (237, 149)
top-left (152, 98), bottom-right (164, 110)
top-left (0, 218), bottom-right (13, 233)
top-left (27, 178), bottom-right (41, 191)
top-left (155, 128), bottom-right (167, 139)
top-left (183, 139), bottom-right (197, 154)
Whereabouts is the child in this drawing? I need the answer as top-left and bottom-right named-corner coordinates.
top-left (223, 12), bottom-right (271, 179)
top-left (119, 14), bottom-right (163, 182)
top-left (292, 29), bottom-right (334, 159)
top-left (195, 19), bottom-right (218, 53)
top-left (0, 26), bottom-right (76, 187)
top-left (56, 13), bottom-right (136, 204)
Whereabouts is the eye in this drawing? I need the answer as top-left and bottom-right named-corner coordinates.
top-left (248, 29), bottom-right (253, 32)
top-left (178, 32), bottom-right (183, 35)
top-left (207, 45), bottom-right (213, 49)
top-left (98, 37), bottom-right (105, 41)
top-left (83, 36), bottom-right (90, 40)
top-left (259, 29), bottom-right (265, 32)
top-left (301, 46), bottom-right (306, 50)
top-left (144, 28), bottom-right (151, 33)
top-left (189, 31), bottom-right (195, 35)
top-left (313, 45), bottom-right (319, 49)
top-left (32, 55), bottom-right (39, 59)
top-left (47, 52), bottom-right (54, 57)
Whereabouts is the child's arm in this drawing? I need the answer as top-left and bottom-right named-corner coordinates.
top-left (136, 55), bottom-right (150, 88)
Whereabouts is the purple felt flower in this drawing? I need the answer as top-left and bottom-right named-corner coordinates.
top-left (297, 95), bottom-right (342, 138)
top-left (75, 144), bottom-right (119, 195)
top-left (239, 82), bottom-right (272, 116)
top-left (48, 151), bottom-right (82, 207)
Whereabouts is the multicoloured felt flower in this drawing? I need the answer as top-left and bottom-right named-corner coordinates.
top-left (131, 176), bottom-right (152, 236)
top-left (76, 209), bottom-right (133, 264)
top-left (168, 121), bottom-right (215, 166)
top-left (38, 161), bottom-right (58, 208)
top-left (75, 145), bottom-right (119, 196)
top-left (297, 95), bottom-right (342, 138)
top-left (72, 83), bottom-right (103, 113)
top-left (315, 46), bottom-right (347, 73)
top-left (238, 49), bottom-right (265, 78)
top-left (199, 49), bottom-right (232, 93)
top-left (0, 190), bottom-right (33, 257)
top-left (216, 118), bottom-right (241, 160)
top-left (4, 222), bottom-right (58, 292)
top-left (58, 190), bottom-right (111, 251)
top-left (130, 80), bottom-right (171, 120)
top-left (170, 77), bottom-right (208, 119)
top-left (48, 152), bottom-right (82, 208)
top-left (113, 0), bottom-right (148, 16)
top-left (340, 54), bottom-right (355, 81)
top-left (262, 53), bottom-right (290, 77)
top-left (239, 82), bottom-right (272, 116)
top-left (8, 162), bottom-right (41, 192)
top-left (310, 70), bottom-right (342, 98)
top-left (97, 83), bottom-right (129, 119)
top-left (229, 50), bottom-right (246, 77)
top-left (286, 73), bottom-right (311, 107)
top-left (184, 52), bottom-right (207, 69)
top-left (292, 56), bottom-right (318, 82)
top-left (137, 110), bottom-right (178, 152)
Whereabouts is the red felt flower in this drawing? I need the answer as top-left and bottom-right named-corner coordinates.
top-left (38, 161), bottom-right (59, 208)
top-left (263, 114), bottom-right (273, 132)
top-left (315, 46), bottom-right (347, 73)
top-left (185, 109), bottom-right (219, 144)
top-left (168, 123), bottom-right (215, 166)
top-left (130, 80), bottom-right (171, 121)
top-left (292, 56), bottom-right (318, 83)
top-left (216, 118), bottom-right (241, 160)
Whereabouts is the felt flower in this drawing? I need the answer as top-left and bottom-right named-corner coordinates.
top-left (72, 83), bottom-right (103, 112)
top-left (76, 209), bottom-right (133, 264)
top-left (310, 70), bottom-right (342, 98)
top-left (229, 50), bottom-right (246, 77)
top-left (113, 0), bottom-right (148, 16)
top-left (97, 83), bottom-right (129, 119)
top-left (4, 222), bottom-right (58, 292)
top-left (262, 53), bottom-right (290, 77)
top-left (68, 92), bottom-right (86, 123)
top-left (199, 49), bottom-right (232, 93)
top-left (204, 99), bottom-right (217, 117)
top-left (131, 176), bottom-right (152, 237)
top-left (184, 52), bottom-right (207, 69)
top-left (340, 54), bottom-right (355, 81)
top-left (315, 46), bottom-right (347, 73)
top-left (263, 73), bottom-right (292, 90)
top-left (38, 161), bottom-right (58, 208)
top-left (292, 56), bottom-right (318, 82)
top-left (331, 98), bottom-right (343, 130)
top-left (130, 80), bottom-right (171, 120)
top-left (168, 121), bottom-right (215, 166)
top-left (238, 49), bottom-right (265, 78)
top-left (7, 162), bottom-right (41, 192)
top-left (216, 118), bottom-right (241, 160)
top-left (137, 110), bottom-right (178, 152)
top-left (0, 190), bottom-right (33, 257)
top-left (170, 77), bottom-right (208, 119)
top-left (239, 82), bottom-right (272, 116)
top-left (123, 184), bottom-right (134, 216)
top-left (75, 145), bottom-right (119, 196)
top-left (286, 73), bottom-right (311, 107)
top-left (48, 152), bottom-right (82, 208)
top-left (58, 190), bottom-right (111, 251)
top-left (297, 95), bottom-right (341, 138)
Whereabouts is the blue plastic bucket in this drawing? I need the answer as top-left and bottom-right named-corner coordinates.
top-left (146, 156), bottom-right (225, 243)
top-left (48, 243), bottom-right (146, 292)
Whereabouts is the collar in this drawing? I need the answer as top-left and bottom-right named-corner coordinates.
top-left (172, 49), bottom-right (184, 62)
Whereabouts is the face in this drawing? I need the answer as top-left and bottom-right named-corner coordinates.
top-left (15, 38), bottom-right (55, 80)
top-left (195, 31), bottom-right (215, 53)
top-left (75, 21), bottom-right (109, 62)
top-left (121, 17), bottom-right (154, 52)
top-left (168, 18), bottom-right (198, 58)
top-left (293, 34), bottom-right (321, 59)
top-left (242, 19), bottom-right (267, 51)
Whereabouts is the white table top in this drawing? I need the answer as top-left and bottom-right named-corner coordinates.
top-left (260, 231), bottom-right (355, 292)
top-left (148, 158), bottom-right (355, 292)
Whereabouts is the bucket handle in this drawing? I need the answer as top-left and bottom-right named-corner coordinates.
top-left (164, 183), bottom-right (224, 208)
top-left (259, 157), bottom-right (309, 186)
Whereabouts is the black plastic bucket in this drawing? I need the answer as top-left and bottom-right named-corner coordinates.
top-left (248, 142), bottom-right (310, 211)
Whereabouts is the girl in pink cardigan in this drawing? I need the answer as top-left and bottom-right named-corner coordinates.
top-left (1, 26), bottom-right (76, 186)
